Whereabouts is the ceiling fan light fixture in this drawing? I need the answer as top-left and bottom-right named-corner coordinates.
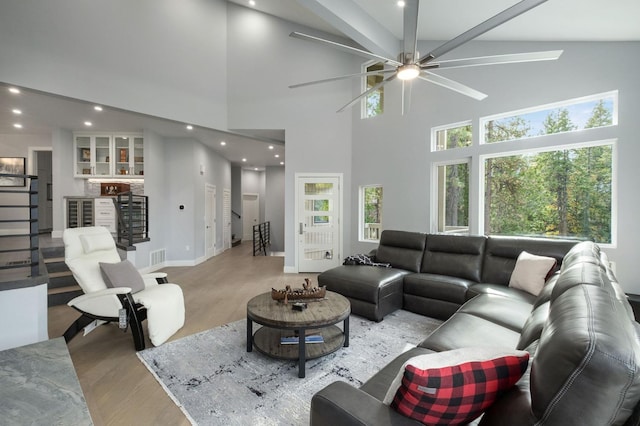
top-left (397, 64), bottom-right (420, 80)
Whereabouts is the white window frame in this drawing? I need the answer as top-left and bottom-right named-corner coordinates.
top-left (431, 120), bottom-right (473, 152)
top-left (361, 60), bottom-right (384, 120)
top-left (480, 90), bottom-right (618, 145)
top-left (477, 139), bottom-right (617, 248)
top-left (430, 159), bottom-right (471, 234)
top-left (359, 184), bottom-right (383, 243)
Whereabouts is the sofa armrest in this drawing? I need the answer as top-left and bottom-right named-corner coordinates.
top-left (310, 381), bottom-right (422, 426)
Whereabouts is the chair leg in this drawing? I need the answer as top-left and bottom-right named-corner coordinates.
top-left (63, 315), bottom-right (94, 343)
top-left (120, 293), bottom-right (146, 351)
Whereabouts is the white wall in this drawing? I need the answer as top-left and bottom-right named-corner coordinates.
top-left (226, 4), bottom-right (357, 269)
top-left (0, 284), bottom-right (48, 351)
top-left (349, 40), bottom-right (640, 293)
top-left (0, 0), bottom-right (228, 130)
top-left (265, 166), bottom-right (285, 252)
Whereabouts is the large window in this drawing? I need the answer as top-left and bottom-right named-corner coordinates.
top-left (482, 91), bottom-right (616, 144)
top-left (483, 142), bottom-right (614, 243)
top-left (430, 91), bottom-right (617, 246)
top-left (360, 185), bottom-right (383, 241)
top-left (362, 62), bottom-right (384, 119)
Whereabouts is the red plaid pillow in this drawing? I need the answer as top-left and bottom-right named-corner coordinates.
top-left (391, 351), bottom-right (529, 425)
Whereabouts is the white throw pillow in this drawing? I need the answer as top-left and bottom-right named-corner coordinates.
top-left (508, 251), bottom-right (557, 296)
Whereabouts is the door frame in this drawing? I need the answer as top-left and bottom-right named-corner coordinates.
top-left (205, 184), bottom-right (216, 259)
top-left (294, 172), bottom-right (343, 273)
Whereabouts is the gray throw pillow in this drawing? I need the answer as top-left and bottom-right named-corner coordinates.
top-left (99, 260), bottom-right (145, 293)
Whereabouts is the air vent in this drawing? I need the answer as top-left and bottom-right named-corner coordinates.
top-left (150, 249), bottom-right (166, 267)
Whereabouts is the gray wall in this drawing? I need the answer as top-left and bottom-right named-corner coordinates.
top-left (265, 166), bottom-right (285, 252)
top-left (0, 0), bottom-right (228, 130)
top-left (349, 40), bottom-right (640, 293)
top-left (226, 4), bottom-right (357, 270)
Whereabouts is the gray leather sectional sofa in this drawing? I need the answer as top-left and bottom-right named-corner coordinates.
top-left (312, 231), bottom-right (640, 425)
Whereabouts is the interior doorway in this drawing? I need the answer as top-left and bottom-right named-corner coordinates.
top-left (223, 189), bottom-right (231, 251)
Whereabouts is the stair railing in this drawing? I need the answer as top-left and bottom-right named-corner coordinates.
top-left (0, 173), bottom-right (39, 281)
top-left (252, 221), bottom-right (271, 256)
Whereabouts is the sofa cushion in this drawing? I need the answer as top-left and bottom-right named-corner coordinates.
top-left (420, 234), bottom-right (486, 282)
top-left (384, 347), bottom-right (529, 425)
top-left (404, 273), bottom-right (475, 305)
top-left (419, 313), bottom-right (521, 352)
top-left (531, 283), bottom-right (640, 424)
top-left (466, 283), bottom-right (537, 304)
top-left (375, 230), bottom-right (427, 272)
top-left (457, 294), bottom-right (532, 333)
top-left (318, 265), bottom-right (408, 304)
top-left (508, 251), bottom-right (557, 296)
top-left (481, 236), bottom-right (577, 286)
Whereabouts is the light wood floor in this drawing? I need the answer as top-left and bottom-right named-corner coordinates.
top-left (48, 242), bottom-right (318, 426)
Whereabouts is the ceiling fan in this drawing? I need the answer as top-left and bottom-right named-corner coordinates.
top-left (289, 0), bottom-right (563, 113)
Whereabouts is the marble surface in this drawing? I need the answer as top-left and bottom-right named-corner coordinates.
top-left (0, 337), bottom-right (93, 425)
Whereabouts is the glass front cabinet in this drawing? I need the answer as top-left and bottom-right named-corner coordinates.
top-left (74, 133), bottom-right (143, 178)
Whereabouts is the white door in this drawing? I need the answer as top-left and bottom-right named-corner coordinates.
top-left (223, 189), bottom-right (231, 251)
top-left (242, 194), bottom-right (259, 241)
top-left (296, 174), bottom-right (342, 272)
top-left (205, 184), bottom-right (216, 258)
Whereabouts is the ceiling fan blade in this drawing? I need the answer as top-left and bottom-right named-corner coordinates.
top-left (419, 0), bottom-right (548, 65)
top-left (289, 69), bottom-right (396, 89)
top-left (433, 50), bottom-right (563, 69)
top-left (403, 0), bottom-right (419, 62)
top-left (418, 71), bottom-right (487, 100)
top-left (337, 74), bottom-right (397, 113)
top-left (402, 80), bottom-right (412, 116)
top-left (290, 32), bottom-right (402, 66)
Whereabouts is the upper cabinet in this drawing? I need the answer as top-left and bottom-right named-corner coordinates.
top-left (74, 133), bottom-right (144, 178)
top-left (114, 135), bottom-right (144, 177)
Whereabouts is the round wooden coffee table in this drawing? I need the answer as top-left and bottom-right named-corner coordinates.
top-left (246, 290), bottom-right (350, 378)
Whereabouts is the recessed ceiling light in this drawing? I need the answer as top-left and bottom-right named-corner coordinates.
top-left (13, 123), bottom-right (23, 129)
top-left (249, 0), bottom-right (256, 6)
top-left (280, 161), bottom-right (284, 165)
top-left (268, 145), bottom-right (273, 150)
top-left (254, 167), bottom-right (258, 171)
top-left (274, 154), bottom-right (279, 158)
top-left (12, 109), bottom-right (22, 115)
top-left (186, 125), bottom-right (193, 130)
top-left (8, 87), bottom-right (20, 94)
top-left (242, 158), bottom-right (247, 162)
top-left (94, 105), bottom-right (103, 111)
top-left (220, 141), bottom-right (226, 146)
top-left (84, 121), bottom-right (92, 126)
top-left (397, 1), bottom-right (406, 7)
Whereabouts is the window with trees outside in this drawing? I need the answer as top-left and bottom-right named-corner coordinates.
top-left (360, 185), bottom-right (383, 241)
top-left (432, 121), bottom-right (472, 151)
top-left (431, 91), bottom-right (617, 245)
top-left (362, 62), bottom-right (384, 119)
top-left (435, 161), bottom-right (469, 234)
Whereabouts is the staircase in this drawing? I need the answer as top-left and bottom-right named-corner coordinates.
top-left (41, 246), bottom-right (82, 306)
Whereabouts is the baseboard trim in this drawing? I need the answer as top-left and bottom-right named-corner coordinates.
top-left (283, 266), bottom-right (297, 273)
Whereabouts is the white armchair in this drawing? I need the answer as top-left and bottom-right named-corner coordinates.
top-left (62, 226), bottom-right (185, 350)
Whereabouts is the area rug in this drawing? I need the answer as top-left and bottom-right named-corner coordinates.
top-left (137, 310), bottom-right (442, 426)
